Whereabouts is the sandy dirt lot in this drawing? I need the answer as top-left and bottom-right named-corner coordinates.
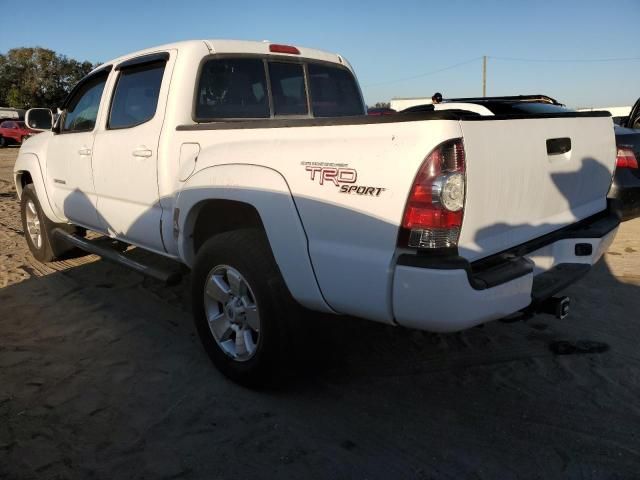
top-left (1, 146), bottom-right (640, 479)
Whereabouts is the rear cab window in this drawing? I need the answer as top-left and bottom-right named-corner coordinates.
top-left (269, 62), bottom-right (308, 116)
top-left (195, 58), bottom-right (270, 119)
top-left (194, 55), bottom-right (364, 122)
top-left (307, 64), bottom-right (363, 117)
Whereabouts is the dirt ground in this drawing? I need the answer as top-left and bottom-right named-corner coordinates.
top-left (1, 146), bottom-right (640, 479)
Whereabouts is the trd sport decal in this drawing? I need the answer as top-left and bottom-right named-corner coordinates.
top-left (301, 162), bottom-right (386, 197)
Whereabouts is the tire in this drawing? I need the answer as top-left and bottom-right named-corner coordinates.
top-left (0, 136), bottom-right (6, 148)
top-left (191, 228), bottom-right (302, 387)
top-left (20, 184), bottom-right (76, 262)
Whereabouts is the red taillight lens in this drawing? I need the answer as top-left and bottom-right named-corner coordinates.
top-left (399, 139), bottom-right (465, 249)
top-left (616, 146), bottom-right (638, 169)
top-left (269, 44), bottom-right (300, 55)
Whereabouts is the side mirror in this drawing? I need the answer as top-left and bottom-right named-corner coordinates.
top-left (25, 108), bottom-right (53, 131)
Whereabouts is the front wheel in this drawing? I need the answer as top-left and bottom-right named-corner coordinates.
top-left (20, 184), bottom-right (76, 262)
top-left (191, 229), bottom-right (302, 387)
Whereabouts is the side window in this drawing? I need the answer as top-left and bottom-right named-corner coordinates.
top-left (62, 74), bottom-right (108, 133)
top-left (109, 63), bottom-right (165, 129)
top-left (268, 62), bottom-right (308, 116)
top-left (195, 58), bottom-right (269, 120)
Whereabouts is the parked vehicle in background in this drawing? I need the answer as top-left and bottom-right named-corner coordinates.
top-left (367, 107), bottom-right (396, 116)
top-left (0, 120), bottom-right (38, 147)
top-left (14, 41), bottom-right (620, 386)
top-left (0, 107), bottom-right (25, 121)
top-left (578, 106), bottom-right (631, 126)
top-left (624, 97), bottom-right (640, 130)
top-left (609, 97), bottom-right (640, 220)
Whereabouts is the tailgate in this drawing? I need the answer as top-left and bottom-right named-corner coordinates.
top-left (458, 115), bottom-right (616, 261)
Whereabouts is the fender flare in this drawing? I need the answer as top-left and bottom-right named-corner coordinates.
top-left (176, 163), bottom-right (333, 313)
top-left (13, 152), bottom-right (65, 223)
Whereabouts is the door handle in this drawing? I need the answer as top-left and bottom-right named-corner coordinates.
top-left (133, 147), bottom-right (152, 158)
top-left (78, 147), bottom-right (92, 156)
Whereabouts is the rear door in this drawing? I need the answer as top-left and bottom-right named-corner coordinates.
top-left (457, 114), bottom-right (616, 261)
top-left (91, 52), bottom-right (173, 252)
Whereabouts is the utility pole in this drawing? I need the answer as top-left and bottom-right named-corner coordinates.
top-left (482, 55), bottom-right (487, 97)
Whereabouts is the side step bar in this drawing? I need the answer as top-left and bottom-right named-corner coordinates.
top-left (52, 228), bottom-right (182, 286)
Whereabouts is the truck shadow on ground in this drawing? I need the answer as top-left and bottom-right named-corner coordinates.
top-left (2, 242), bottom-right (639, 479)
top-left (2, 157), bottom-right (640, 478)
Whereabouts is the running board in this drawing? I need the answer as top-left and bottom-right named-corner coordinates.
top-left (52, 228), bottom-right (182, 286)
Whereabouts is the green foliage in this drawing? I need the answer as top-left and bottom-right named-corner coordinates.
top-left (0, 47), bottom-right (97, 109)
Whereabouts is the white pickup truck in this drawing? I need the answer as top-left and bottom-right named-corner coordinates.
top-left (15, 40), bottom-right (620, 385)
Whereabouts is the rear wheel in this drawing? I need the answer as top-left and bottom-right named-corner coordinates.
top-left (192, 228), bottom-right (302, 387)
top-left (20, 184), bottom-right (76, 262)
top-left (0, 136), bottom-right (6, 147)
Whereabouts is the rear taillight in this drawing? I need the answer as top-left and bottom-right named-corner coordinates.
top-left (399, 139), bottom-right (466, 249)
top-left (616, 146), bottom-right (638, 169)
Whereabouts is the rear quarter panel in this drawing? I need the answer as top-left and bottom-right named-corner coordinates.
top-left (173, 119), bottom-right (462, 322)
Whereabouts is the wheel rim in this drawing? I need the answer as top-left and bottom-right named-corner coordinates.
top-left (25, 199), bottom-right (42, 249)
top-left (203, 265), bottom-right (261, 362)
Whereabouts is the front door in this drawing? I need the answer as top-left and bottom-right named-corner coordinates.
top-left (91, 53), bottom-right (172, 252)
top-left (46, 70), bottom-right (110, 229)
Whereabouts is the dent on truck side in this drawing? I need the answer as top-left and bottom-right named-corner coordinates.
top-left (175, 163), bottom-right (334, 314)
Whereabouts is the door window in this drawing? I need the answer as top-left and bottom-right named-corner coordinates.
top-left (108, 63), bottom-right (165, 129)
top-left (62, 74), bottom-right (108, 133)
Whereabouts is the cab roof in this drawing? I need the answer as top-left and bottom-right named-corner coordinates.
top-left (93, 39), bottom-right (348, 74)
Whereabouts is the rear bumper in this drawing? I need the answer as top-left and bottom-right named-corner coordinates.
top-left (392, 210), bottom-right (619, 332)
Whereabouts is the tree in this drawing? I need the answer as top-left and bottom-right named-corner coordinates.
top-left (0, 47), bottom-right (97, 109)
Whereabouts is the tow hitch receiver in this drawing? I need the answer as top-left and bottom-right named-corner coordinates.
top-left (539, 296), bottom-right (571, 319)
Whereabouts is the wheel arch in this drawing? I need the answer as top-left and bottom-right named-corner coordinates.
top-left (13, 153), bottom-right (65, 223)
top-left (176, 164), bottom-right (333, 313)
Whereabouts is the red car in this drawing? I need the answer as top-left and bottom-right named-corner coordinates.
top-left (0, 120), bottom-right (38, 147)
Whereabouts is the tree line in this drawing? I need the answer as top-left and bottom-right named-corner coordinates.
top-left (0, 47), bottom-right (98, 109)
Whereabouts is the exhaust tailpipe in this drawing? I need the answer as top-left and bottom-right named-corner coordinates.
top-left (537, 296), bottom-right (571, 320)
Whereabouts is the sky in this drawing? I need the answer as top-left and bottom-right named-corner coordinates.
top-left (1, 0), bottom-right (639, 108)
